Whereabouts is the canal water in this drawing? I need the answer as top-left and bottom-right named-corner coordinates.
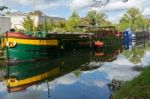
top-left (0, 39), bottom-right (150, 99)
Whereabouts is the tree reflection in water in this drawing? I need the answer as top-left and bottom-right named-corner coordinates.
top-left (123, 41), bottom-right (150, 64)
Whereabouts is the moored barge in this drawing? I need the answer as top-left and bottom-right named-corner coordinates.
top-left (1, 26), bottom-right (122, 62)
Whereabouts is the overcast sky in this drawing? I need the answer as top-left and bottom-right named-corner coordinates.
top-left (1, 0), bottom-right (150, 23)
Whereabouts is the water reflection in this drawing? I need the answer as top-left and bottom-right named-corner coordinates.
top-left (123, 38), bottom-right (150, 64)
top-left (3, 43), bottom-right (121, 93)
top-left (123, 45), bottom-right (145, 64)
top-left (0, 36), bottom-right (150, 99)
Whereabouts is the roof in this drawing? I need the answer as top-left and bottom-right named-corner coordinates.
top-left (7, 12), bottom-right (65, 19)
top-left (0, 15), bottom-right (10, 18)
top-left (74, 25), bottom-right (115, 29)
top-left (7, 12), bottom-right (28, 16)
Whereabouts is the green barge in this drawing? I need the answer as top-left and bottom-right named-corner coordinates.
top-left (1, 26), bottom-right (122, 62)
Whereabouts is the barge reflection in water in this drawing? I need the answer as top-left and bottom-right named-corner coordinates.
top-left (0, 36), bottom-right (150, 99)
top-left (5, 42), bottom-right (122, 93)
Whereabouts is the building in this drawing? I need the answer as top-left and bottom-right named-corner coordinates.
top-left (0, 16), bottom-right (11, 34)
top-left (7, 12), bottom-right (65, 30)
top-left (31, 15), bottom-right (65, 27)
top-left (8, 12), bottom-right (28, 29)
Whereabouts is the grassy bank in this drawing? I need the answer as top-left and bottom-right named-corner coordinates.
top-left (113, 66), bottom-right (150, 99)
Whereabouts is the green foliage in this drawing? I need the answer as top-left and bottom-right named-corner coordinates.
top-left (23, 10), bottom-right (112, 33)
top-left (145, 41), bottom-right (150, 50)
top-left (23, 8), bottom-right (150, 33)
top-left (86, 10), bottom-right (98, 25)
top-left (73, 69), bottom-right (82, 78)
top-left (113, 66), bottom-right (150, 99)
top-left (81, 10), bottom-right (110, 26)
top-left (117, 8), bottom-right (146, 31)
top-left (5, 11), bottom-right (11, 15)
top-left (37, 23), bottom-right (53, 31)
top-left (66, 11), bottom-right (81, 32)
top-left (22, 16), bottom-right (34, 32)
top-left (0, 6), bottom-right (8, 12)
top-left (144, 18), bottom-right (150, 30)
top-left (37, 21), bottom-right (66, 32)
top-left (53, 21), bottom-right (66, 32)
top-left (123, 46), bottom-right (145, 64)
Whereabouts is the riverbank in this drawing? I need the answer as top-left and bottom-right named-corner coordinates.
top-left (113, 66), bottom-right (150, 99)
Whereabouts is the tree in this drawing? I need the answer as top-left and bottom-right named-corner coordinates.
top-left (53, 21), bottom-right (66, 32)
top-left (117, 8), bottom-right (145, 31)
top-left (123, 47), bottom-right (145, 64)
top-left (29, 10), bottom-right (43, 16)
top-left (73, 69), bottom-right (82, 78)
top-left (81, 10), bottom-right (109, 26)
top-left (5, 11), bottom-right (11, 15)
top-left (86, 10), bottom-right (97, 25)
top-left (37, 23), bottom-right (54, 32)
top-left (145, 42), bottom-right (150, 51)
top-left (22, 16), bottom-right (34, 32)
top-left (0, 6), bottom-right (8, 12)
top-left (66, 11), bottom-right (81, 32)
top-left (143, 18), bottom-right (150, 31)
top-left (57, 21), bottom-right (66, 29)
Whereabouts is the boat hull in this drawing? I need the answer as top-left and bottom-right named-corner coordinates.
top-left (3, 31), bottom-right (122, 62)
top-left (5, 37), bottom-right (92, 62)
top-left (7, 43), bottom-right (59, 62)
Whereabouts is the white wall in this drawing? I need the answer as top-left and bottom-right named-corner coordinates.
top-left (0, 16), bottom-right (11, 34)
top-left (10, 15), bottom-right (26, 29)
top-left (30, 15), bottom-right (39, 27)
top-left (8, 13), bottom-right (65, 30)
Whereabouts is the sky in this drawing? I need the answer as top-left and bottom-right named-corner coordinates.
top-left (2, 49), bottom-right (150, 99)
top-left (1, 0), bottom-right (150, 23)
